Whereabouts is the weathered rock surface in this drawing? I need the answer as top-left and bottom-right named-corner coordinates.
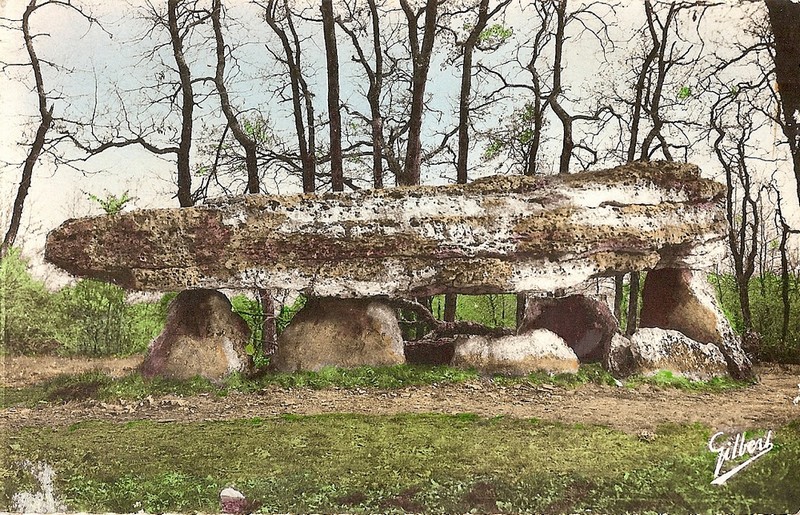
top-left (270, 298), bottom-right (404, 372)
top-left (45, 162), bottom-right (726, 297)
top-left (629, 327), bottom-right (729, 381)
top-left (603, 333), bottom-right (637, 378)
top-left (141, 289), bottom-right (253, 380)
top-left (639, 268), bottom-right (753, 379)
top-left (452, 330), bottom-right (580, 375)
top-left (519, 294), bottom-right (617, 362)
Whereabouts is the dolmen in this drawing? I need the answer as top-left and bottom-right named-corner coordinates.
top-left (45, 161), bottom-right (753, 381)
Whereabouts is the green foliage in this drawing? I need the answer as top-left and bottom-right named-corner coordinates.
top-left (4, 417), bottom-right (799, 513)
top-left (677, 85), bottom-right (692, 100)
top-left (482, 138), bottom-right (504, 160)
top-left (430, 293), bottom-right (516, 328)
top-left (53, 280), bottom-right (166, 356)
top-left (87, 191), bottom-right (133, 215)
top-left (712, 272), bottom-right (800, 363)
top-left (625, 370), bottom-right (752, 391)
top-left (478, 24), bottom-right (513, 46)
top-left (0, 248), bottom-right (167, 356)
top-left (0, 249), bottom-right (59, 354)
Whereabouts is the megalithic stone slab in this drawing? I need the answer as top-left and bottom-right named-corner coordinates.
top-left (45, 161), bottom-right (726, 296)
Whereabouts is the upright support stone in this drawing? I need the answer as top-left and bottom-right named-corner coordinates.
top-left (141, 289), bottom-right (254, 380)
top-left (639, 268), bottom-right (753, 380)
top-left (270, 298), bottom-right (405, 372)
top-left (518, 294), bottom-right (617, 363)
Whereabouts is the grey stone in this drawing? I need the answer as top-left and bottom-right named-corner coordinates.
top-left (603, 333), bottom-right (637, 378)
top-left (629, 327), bottom-right (729, 381)
top-left (45, 162), bottom-right (727, 297)
top-left (639, 268), bottom-right (753, 379)
top-left (141, 289), bottom-right (253, 381)
top-left (270, 298), bottom-right (404, 372)
top-left (519, 294), bottom-right (618, 362)
top-left (452, 330), bottom-right (580, 376)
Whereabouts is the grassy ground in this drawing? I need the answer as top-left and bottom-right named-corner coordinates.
top-left (0, 364), bottom-right (750, 408)
top-left (3, 414), bottom-right (799, 514)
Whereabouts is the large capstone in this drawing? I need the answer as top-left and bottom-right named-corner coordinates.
top-left (45, 162), bottom-right (726, 297)
top-left (141, 289), bottom-right (253, 380)
top-left (270, 297), bottom-right (405, 372)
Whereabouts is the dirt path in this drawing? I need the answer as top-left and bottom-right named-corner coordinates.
top-left (2, 356), bottom-right (799, 434)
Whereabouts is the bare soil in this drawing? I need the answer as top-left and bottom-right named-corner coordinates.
top-left (2, 355), bottom-right (799, 434)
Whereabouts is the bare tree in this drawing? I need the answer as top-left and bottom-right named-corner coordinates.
top-left (398, 0), bottom-right (438, 186)
top-left (765, 0), bottom-right (800, 205)
top-left (321, 0), bottom-right (344, 191)
top-left (337, 0), bottom-right (392, 188)
top-left (450, 0), bottom-right (512, 184)
top-left (210, 0), bottom-right (259, 194)
top-left (0, 0), bottom-right (104, 257)
top-left (260, 0), bottom-right (316, 192)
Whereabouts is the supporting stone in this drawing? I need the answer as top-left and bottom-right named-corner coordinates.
top-left (141, 289), bottom-right (253, 381)
top-left (603, 334), bottom-right (637, 378)
top-left (270, 297), bottom-right (404, 372)
top-left (629, 328), bottom-right (729, 381)
top-left (639, 268), bottom-right (753, 379)
top-left (519, 294), bottom-right (617, 363)
top-left (452, 330), bottom-right (579, 376)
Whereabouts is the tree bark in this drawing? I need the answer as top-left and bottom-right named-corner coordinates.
top-left (321, 0), bottom-right (343, 191)
top-left (2, 0), bottom-right (53, 258)
top-left (765, 0), bottom-right (800, 206)
top-left (211, 0), bottom-right (259, 194)
top-left (399, 0), bottom-right (438, 186)
top-left (167, 0), bottom-right (195, 207)
top-left (625, 272), bottom-right (640, 336)
top-left (264, 0), bottom-right (315, 192)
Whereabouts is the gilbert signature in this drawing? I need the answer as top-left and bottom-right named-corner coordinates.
top-left (708, 430), bottom-right (774, 485)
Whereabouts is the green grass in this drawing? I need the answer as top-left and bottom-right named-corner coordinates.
top-left (0, 364), bottom-right (752, 408)
top-left (3, 415), bottom-right (799, 513)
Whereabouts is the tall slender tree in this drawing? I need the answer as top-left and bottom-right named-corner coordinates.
top-left (398, 0), bottom-right (438, 186)
top-left (0, 0), bottom-right (104, 257)
top-left (321, 0), bottom-right (344, 191)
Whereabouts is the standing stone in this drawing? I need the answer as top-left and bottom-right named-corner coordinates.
top-left (629, 327), bottom-right (729, 381)
top-left (519, 294), bottom-right (617, 362)
top-left (270, 298), bottom-right (404, 372)
top-left (639, 268), bottom-right (753, 379)
top-left (141, 289), bottom-right (253, 380)
top-left (603, 333), bottom-right (637, 378)
top-left (452, 330), bottom-right (579, 376)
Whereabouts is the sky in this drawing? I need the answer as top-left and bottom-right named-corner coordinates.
top-left (1, 0), bottom-right (798, 285)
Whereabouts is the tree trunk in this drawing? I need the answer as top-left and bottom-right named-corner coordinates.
top-left (766, 0), bottom-right (800, 206)
top-left (625, 272), bottom-right (640, 336)
top-left (211, 0), bottom-right (259, 194)
top-left (613, 274), bottom-right (624, 324)
top-left (264, 0), bottom-right (315, 192)
top-left (167, 0), bottom-right (195, 207)
top-left (2, 0), bottom-right (53, 257)
top-left (399, 0), bottom-right (438, 186)
top-left (257, 288), bottom-right (277, 355)
top-left (443, 293), bottom-right (457, 323)
top-left (321, 0), bottom-right (343, 191)
top-left (515, 292), bottom-right (527, 331)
